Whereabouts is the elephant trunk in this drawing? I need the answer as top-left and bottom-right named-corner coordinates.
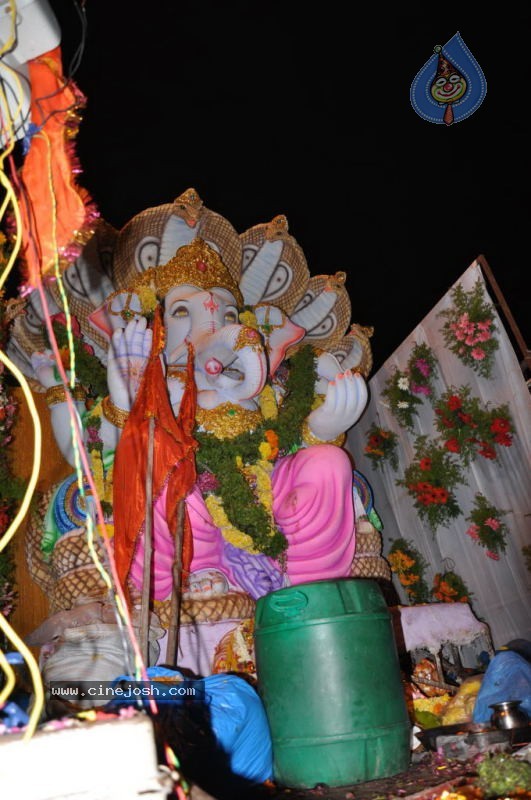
top-left (194, 324), bottom-right (267, 402)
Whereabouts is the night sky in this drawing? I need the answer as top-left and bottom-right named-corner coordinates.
top-left (42, 3), bottom-right (530, 372)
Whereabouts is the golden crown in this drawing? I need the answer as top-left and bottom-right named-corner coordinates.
top-left (131, 238), bottom-right (243, 305)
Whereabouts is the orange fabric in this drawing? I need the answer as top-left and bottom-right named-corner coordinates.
top-left (17, 46), bottom-right (93, 285)
top-left (113, 308), bottom-right (198, 603)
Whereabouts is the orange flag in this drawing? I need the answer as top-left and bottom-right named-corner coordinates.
top-left (113, 307), bottom-right (198, 603)
top-left (17, 46), bottom-right (96, 285)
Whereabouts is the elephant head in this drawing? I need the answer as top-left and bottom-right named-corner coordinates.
top-left (109, 239), bottom-right (268, 407)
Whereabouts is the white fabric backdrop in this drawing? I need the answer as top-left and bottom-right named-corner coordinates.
top-left (347, 261), bottom-right (531, 648)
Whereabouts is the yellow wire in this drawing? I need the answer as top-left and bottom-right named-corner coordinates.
top-left (0, 350), bottom-right (44, 737)
top-left (0, 647), bottom-right (16, 708)
top-left (0, 169), bottom-right (22, 291)
top-left (0, 613), bottom-right (44, 739)
top-left (0, 350), bottom-right (41, 552)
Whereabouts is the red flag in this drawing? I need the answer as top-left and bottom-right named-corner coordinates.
top-left (113, 307), bottom-right (197, 604)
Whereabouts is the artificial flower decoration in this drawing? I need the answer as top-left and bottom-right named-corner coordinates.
top-left (438, 278), bottom-right (499, 378)
top-left (387, 537), bottom-right (430, 603)
top-left (465, 493), bottom-right (509, 559)
top-left (434, 385), bottom-right (514, 465)
top-left (397, 436), bottom-right (464, 530)
top-left (432, 570), bottom-right (472, 604)
top-left (364, 422), bottom-right (399, 470)
top-left (381, 368), bottom-right (423, 430)
top-left (406, 342), bottom-right (438, 398)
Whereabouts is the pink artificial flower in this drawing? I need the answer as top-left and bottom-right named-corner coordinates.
top-left (411, 383), bottom-right (431, 396)
top-left (459, 313), bottom-right (470, 325)
top-left (465, 335), bottom-right (478, 346)
top-left (486, 551), bottom-right (500, 561)
top-left (415, 359), bottom-right (431, 378)
top-left (466, 524), bottom-right (480, 540)
top-left (477, 319), bottom-right (491, 331)
top-left (454, 330), bottom-right (466, 341)
top-left (477, 330), bottom-right (491, 342)
top-left (464, 323), bottom-right (476, 335)
top-left (471, 348), bottom-right (486, 360)
top-left (484, 517), bottom-right (501, 530)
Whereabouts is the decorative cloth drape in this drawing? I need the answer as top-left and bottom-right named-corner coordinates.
top-left (347, 260), bottom-right (531, 648)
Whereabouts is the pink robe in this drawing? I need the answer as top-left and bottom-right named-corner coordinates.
top-left (129, 444), bottom-right (356, 601)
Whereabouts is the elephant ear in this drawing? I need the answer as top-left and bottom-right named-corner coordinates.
top-left (5, 220), bottom-right (118, 377)
top-left (290, 272), bottom-right (351, 353)
top-left (239, 215), bottom-right (310, 315)
top-left (329, 323), bottom-right (374, 379)
top-left (47, 219), bottom-right (119, 361)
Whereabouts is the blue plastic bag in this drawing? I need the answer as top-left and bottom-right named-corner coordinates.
top-left (473, 650), bottom-right (531, 723)
top-left (111, 667), bottom-right (273, 784)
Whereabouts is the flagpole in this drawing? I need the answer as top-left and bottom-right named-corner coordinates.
top-left (165, 498), bottom-right (185, 667)
top-left (140, 414), bottom-right (155, 665)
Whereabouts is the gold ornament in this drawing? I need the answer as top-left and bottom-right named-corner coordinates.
top-left (102, 396), bottom-right (130, 429)
top-left (234, 327), bottom-right (264, 352)
top-left (195, 403), bottom-right (262, 439)
top-left (301, 419), bottom-right (346, 448)
top-left (45, 384), bottom-right (86, 406)
top-left (131, 238), bottom-right (243, 305)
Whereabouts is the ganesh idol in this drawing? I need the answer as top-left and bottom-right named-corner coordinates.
top-left (18, 191), bottom-right (374, 676)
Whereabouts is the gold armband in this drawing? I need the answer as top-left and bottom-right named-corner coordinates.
top-left (45, 384), bottom-right (86, 407)
top-left (102, 395), bottom-right (130, 429)
top-left (301, 419), bottom-right (346, 448)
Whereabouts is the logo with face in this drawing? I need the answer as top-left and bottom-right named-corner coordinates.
top-left (410, 32), bottom-right (487, 126)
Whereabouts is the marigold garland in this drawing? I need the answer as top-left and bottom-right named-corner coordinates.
top-left (194, 345), bottom-right (317, 560)
top-left (438, 278), bottom-right (499, 378)
top-left (387, 537), bottom-right (430, 603)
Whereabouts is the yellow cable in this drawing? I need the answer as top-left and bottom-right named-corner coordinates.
top-left (0, 349), bottom-right (41, 553)
top-left (0, 647), bottom-right (16, 708)
top-left (0, 169), bottom-right (22, 292)
top-left (0, 613), bottom-right (44, 739)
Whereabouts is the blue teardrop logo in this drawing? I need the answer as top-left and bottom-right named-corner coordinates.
top-left (410, 32), bottom-right (487, 125)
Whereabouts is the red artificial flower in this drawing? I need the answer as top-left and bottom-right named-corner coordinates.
top-left (433, 487), bottom-right (449, 504)
top-left (447, 395), bottom-right (462, 411)
top-left (444, 438), bottom-right (460, 453)
top-left (419, 458), bottom-right (432, 471)
top-left (478, 442), bottom-right (496, 460)
top-left (494, 433), bottom-right (512, 447)
top-left (368, 434), bottom-right (382, 447)
top-left (491, 417), bottom-right (510, 434)
top-left (457, 412), bottom-right (476, 427)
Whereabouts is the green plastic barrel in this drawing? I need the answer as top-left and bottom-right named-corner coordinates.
top-left (254, 578), bottom-right (411, 788)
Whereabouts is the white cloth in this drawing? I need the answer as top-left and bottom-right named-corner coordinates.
top-left (347, 260), bottom-right (531, 648)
